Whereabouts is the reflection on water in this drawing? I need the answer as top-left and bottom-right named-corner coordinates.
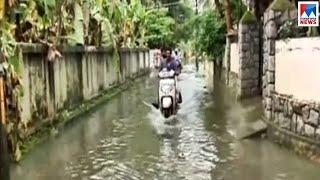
top-left (11, 65), bottom-right (320, 180)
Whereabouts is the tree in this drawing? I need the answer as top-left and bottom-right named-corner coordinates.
top-left (214, 0), bottom-right (224, 17)
top-left (224, 0), bottom-right (233, 33)
top-left (173, 3), bottom-right (194, 43)
top-left (193, 9), bottom-right (226, 60)
top-left (144, 8), bottom-right (176, 48)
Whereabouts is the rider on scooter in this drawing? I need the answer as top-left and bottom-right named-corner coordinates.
top-left (159, 49), bottom-right (179, 72)
top-left (159, 48), bottom-right (182, 104)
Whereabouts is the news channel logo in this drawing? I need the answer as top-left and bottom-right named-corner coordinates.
top-left (298, 1), bottom-right (319, 27)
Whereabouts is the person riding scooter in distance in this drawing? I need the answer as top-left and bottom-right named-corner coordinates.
top-left (160, 48), bottom-right (182, 104)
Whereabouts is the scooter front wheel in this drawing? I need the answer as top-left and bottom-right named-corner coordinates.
top-left (178, 92), bottom-right (182, 103)
top-left (162, 108), bottom-right (172, 118)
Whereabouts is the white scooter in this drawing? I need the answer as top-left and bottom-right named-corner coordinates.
top-left (158, 68), bottom-right (181, 118)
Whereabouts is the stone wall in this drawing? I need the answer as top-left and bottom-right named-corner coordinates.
top-left (262, 0), bottom-right (297, 119)
top-left (217, 10), bottom-right (262, 99)
top-left (262, 0), bottom-right (320, 160)
top-left (204, 60), bottom-right (214, 93)
top-left (237, 11), bottom-right (260, 99)
top-left (271, 93), bottom-right (320, 138)
top-left (262, 9), bottom-right (277, 118)
top-left (268, 92), bottom-right (320, 160)
top-left (228, 35), bottom-right (240, 88)
top-left (20, 44), bottom-right (150, 132)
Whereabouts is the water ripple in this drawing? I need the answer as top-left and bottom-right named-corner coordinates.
top-left (68, 66), bottom-right (219, 180)
top-left (66, 66), bottom-right (219, 180)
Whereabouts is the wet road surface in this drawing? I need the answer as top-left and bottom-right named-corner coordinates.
top-left (11, 65), bottom-right (320, 180)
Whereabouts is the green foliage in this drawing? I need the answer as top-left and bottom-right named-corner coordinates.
top-left (89, 0), bottom-right (150, 48)
top-left (192, 9), bottom-right (226, 61)
top-left (87, 0), bottom-right (151, 73)
top-left (144, 8), bottom-right (176, 48)
top-left (278, 18), bottom-right (319, 39)
top-left (173, 3), bottom-right (194, 43)
top-left (269, 0), bottom-right (295, 12)
top-left (307, 27), bottom-right (319, 37)
top-left (69, 2), bottom-right (84, 45)
top-left (178, 0), bottom-right (247, 61)
top-left (240, 11), bottom-right (257, 24)
top-left (231, 0), bottom-right (247, 25)
top-left (0, 0), bottom-right (251, 162)
top-left (8, 47), bottom-right (24, 77)
top-left (141, 0), bottom-right (194, 48)
top-left (2, 0), bottom-right (170, 162)
top-left (0, 21), bottom-right (16, 58)
top-left (18, 0), bottom-right (56, 42)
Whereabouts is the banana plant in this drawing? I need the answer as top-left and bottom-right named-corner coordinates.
top-left (89, 0), bottom-right (149, 48)
top-left (0, 21), bottom-right (16, 58)
top-left (68, 0), bottom-right (84, 45)
top-left (57, 0), bottom-right (75, 43)
top-left (89, 0), bottom-right (124, 73)
top-left (19, 0), bottom-right (56, 42)
top-left (116, 1), bottom-right (132, 48)
top-left (129, 0), bottom-right (148, 47)
top-left (0, 18), bottom-right (24, 162)
top-left (89, 0), bottom-right (116, 47)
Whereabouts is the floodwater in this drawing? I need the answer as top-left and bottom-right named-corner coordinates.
top-left (11, 65), bottom-right (320, 180)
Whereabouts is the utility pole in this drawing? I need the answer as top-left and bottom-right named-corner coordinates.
top-left (195, 0), bottom-right (199, 71)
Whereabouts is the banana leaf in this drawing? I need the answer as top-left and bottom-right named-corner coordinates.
top-left (8, 47), bottom-right (24, 78)
top-left (69, 2), bottom-right (84, 45)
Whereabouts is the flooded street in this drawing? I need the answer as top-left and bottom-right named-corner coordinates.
top-left (11, 65), bottom-right (320, 180)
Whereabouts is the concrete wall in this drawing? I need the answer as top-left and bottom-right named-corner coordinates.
top-left (218, 33), bottom-right (238, 88)
top-left (275, 37), bottom-right (320, 102)
top-left (20, 44), bottom-right (150, 127)
top-left (204, 60), bottom-right (214, 93)
top-left (149, 49), bottom-right (158, 68)
top-left (230, 42), bottom-right (239, 74)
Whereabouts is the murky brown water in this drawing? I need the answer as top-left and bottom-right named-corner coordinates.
top-left (11, 65), bottom-right (320, 180)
